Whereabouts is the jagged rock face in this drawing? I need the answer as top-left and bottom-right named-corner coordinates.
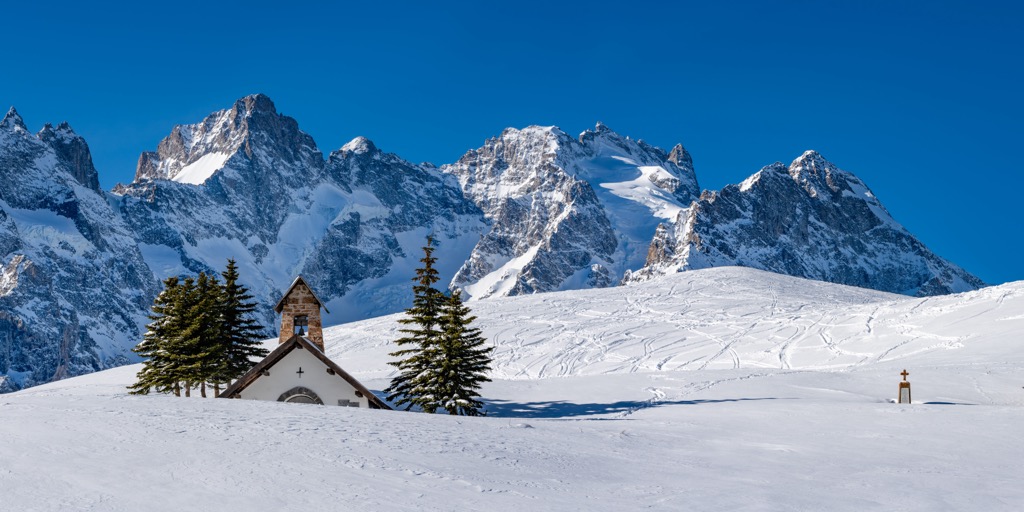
top-left (133, 94), bottom-right (313, 184)
top-left (306, 138), bottom-right (485, 319)
top-left (628, 151), bottom-right (984, 296)
top-left (0, 108), bottom-right (157, 392)
top-left (443, 123), bottom-right (700, 299)
top-left (37, 122), bottom-right (101, 192)
top-left (114, 96), bottom-right (484, 327)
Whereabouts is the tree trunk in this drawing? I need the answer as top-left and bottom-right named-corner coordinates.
top-left (201, 382), bottom-right (207, 398)
top-left (174, 382), bottom-right (181, 397)
top-left (214, 383), bottom-right (221, 397)
top-left (185, 383), bottom-right (191, 398)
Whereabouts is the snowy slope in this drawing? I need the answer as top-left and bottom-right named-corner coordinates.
top-left (3, 267), bottom-right (1021, 511)
top-left (324, 266), bottom-right (1022, 382)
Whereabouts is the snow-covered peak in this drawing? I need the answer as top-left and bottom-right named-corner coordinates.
top-left (461, 125), bottom-right (568, 169)
top-left (340, 136), bottom-right (378, 155)
top-left (500, 125), bottom-right (565, 144)
top-left (0, 107), bottom-right (28, 133)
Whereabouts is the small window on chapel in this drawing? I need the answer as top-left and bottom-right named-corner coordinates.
top-left (294, 315), bottom-right (308, 335)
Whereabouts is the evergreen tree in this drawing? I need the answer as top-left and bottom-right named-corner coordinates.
top-left (435, 289), bottom-right (493, 416)
top-left (163, 276), bottom-right (199, 397)
top-left (128, 277), bottom-right (182, 395)
top-left (193, 272), bottom-right (226, 398)
top-left (385, 236), bottom-right (446, 411)
top-left (165, 274), bottom-right (223, 398)
top-left (215, 259), bottom-right (267, 394)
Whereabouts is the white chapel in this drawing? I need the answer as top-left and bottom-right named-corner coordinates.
top-left (218, 276), bottom-right (390, 409)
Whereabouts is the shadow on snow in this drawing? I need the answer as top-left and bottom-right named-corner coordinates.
top-left (483, 397), bottom-right (785, 419)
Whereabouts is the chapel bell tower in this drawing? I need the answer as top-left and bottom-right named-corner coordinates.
top-left (274, 276), bottom-right (329, 351)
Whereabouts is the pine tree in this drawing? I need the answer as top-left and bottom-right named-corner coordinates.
top-left (166, 274), bottom-right (223, 398)
top-left (435, 289), bottom-right (493, 416)
top-left (193, 272), bottom-right (226, 398)
top-left (128, 277), bottom-right (182, 395)
top-left (385, 236), bottom-right (446, 411)
top-left (130, 263), bottom-right (265, 398)
top-left (163, 276), bottom-right (199, 397)
top-left (215, 259), bottom-right (267, 394)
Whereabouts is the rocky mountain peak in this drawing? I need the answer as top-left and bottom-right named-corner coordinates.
top-left (38, 121), bottom-right (80, 140)
top-left (578, 122), bottom-right (627, 147)
top-left (130, 94), bottom-right (319, 185)
top-left (667, 143), bottom-right (693, 169)
top-left (789, 150), bottom-right (833, 177)
top-left (233, 93), bottom-right (277, 117)
top-left (1, 107), bottom-right (28, 133)
top-left (790, 149), bottom-right (835, 179)
top-left (37, 121), bottom-right (100, 191)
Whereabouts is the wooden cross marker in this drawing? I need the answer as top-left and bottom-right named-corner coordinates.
top-left (296, 367), bottom-right (305, 378)
top-left (898, 369), bottom-right (911, 403)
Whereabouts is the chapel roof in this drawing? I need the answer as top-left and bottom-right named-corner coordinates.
top-left (273, 275), bottom-right (330, 314)
top-left (218, 334), bottom-right (390, 410)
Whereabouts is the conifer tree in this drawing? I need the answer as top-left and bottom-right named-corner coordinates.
top-left (167, 273), bottom-right (223, 398)
top-left (385, 236), bottom-right (446, 411)
top-left (128, 277), bottom-right (182, 395)
top-left (130, 263), bottom-right (266, 397)
top-left (215, 259), bottom-right (267, 394)
top-left (435, 289), bottom-right (493, 416)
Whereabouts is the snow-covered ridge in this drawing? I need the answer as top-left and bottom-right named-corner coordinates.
top-left (630, 151), bottom-right (983, 296)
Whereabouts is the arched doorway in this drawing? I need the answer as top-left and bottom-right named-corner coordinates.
top-left (277, 386), bottom-right (324, 405)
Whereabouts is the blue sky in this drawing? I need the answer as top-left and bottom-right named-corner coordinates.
top-left (2, 2), bottom-right (1021, 285)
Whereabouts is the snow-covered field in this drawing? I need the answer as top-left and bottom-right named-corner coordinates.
top-left (3, 267), bottom-right (1023, 510)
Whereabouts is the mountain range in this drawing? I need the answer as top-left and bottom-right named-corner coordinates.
top-left (0, 94), bottom-right (983, 391)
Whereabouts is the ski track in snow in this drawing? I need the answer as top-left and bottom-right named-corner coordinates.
top-left (324, 267), bottom-right (1023, 382)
